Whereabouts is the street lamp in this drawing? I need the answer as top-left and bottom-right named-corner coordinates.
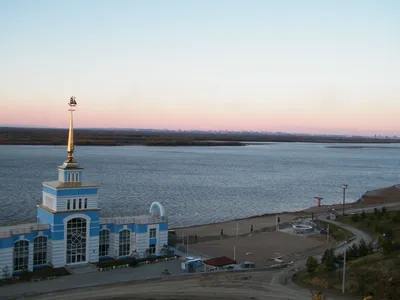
top-left (341, 184), bottom-right (348, 216)
top-left (339, 229), bottom-right (348, 293)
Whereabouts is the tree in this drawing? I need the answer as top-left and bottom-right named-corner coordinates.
top-left (131, 249), bottom-right (139, 259)
top-left (306, 256), bottom-right (318, 274)
top-left (361, 210), bottom-right (367, 220)
top-left (2, 266), bottom-right (11, 279)
top-left (351, 213), bottom-right (360, 223)
top-left (358, 239), bottom-right (369, 257)
top-left (381, 238), bottom-right (393, 255)
top-left (144, 248), bottom-right (151, 258)
top-left (160, 244), bottom-right (169, 256)
top-left (381, 206), bottom-right (387, 215)
top-left (321, 249), bottom-right (335, 270)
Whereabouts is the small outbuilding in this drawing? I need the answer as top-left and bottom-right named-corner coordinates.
top-left (203, 256), bottom-right (236, 272)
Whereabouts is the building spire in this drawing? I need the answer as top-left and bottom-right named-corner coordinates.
top-left (67, 96), bottom-right (77, 163)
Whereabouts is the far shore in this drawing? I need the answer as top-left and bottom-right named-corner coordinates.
top-left (326, 145), bottom-right (400, 149)
top-left (2, 127), bottom-right (400, 146)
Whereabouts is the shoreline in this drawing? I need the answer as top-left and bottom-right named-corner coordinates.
top-left (169, 200), bottom-right (399, 235)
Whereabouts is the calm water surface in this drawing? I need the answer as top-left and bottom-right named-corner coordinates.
top-left (0, 143), bottom-right (399, 227)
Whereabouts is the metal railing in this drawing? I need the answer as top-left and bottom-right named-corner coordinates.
top-left (0, 224), bottom-right (50, 239)
top-left (100, 216), bottom-right (168, 225)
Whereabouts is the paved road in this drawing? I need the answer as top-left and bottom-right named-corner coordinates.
top-left (0, 260), bottom-right (182, 299)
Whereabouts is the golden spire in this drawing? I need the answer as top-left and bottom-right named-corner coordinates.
top-left (67, 96), bottom-right (77, 162)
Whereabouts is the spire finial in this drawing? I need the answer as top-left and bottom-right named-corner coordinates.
top-left (67, 96), bottom-right (77, 163)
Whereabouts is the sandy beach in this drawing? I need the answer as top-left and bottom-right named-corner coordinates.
top-left (172, 201), bottom-right (370, 239)
top-left (171, 199), bottom-right (399, 267)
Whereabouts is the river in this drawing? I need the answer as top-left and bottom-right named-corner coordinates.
top-left (0, 143), bottom-right (399, 227)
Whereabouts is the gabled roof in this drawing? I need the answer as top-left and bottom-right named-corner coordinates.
top-left (203, 256), bottom-right (236, 267)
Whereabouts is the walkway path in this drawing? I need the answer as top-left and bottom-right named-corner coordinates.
top-left (1, 260), bottom-right (181, 299)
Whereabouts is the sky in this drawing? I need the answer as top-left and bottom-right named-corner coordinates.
top-left (0, 0), bottom-right (399, 135)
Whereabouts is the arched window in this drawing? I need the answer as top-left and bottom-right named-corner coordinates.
top-left (33, 236), bottom-right (47, 265)
top-left (72, 173), bottom-right (75, 182)
top-left (119, 229), bottom-right (130, 257)
top-left (75, 172), bottom-right (79, 182)
top-left (68, 173), bottom-right (71, 182)
top-left (14, 240), bottom-right (29, 271)
top-left (66, 218), bottom-right (87, 263)
top-left (99, 230), bottom-right (110, 257)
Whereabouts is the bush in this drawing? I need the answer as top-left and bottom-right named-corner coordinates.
top-left (321, 249), bottom-right (336, 270)
top-left (306, 256), bottom-right (318, 274)
top-left (351, 213), bottom-right (360, 223)
top-left (361, 210), bottom-right (367, 219)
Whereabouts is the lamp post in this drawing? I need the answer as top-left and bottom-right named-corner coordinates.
top-left (341, 184), bottom-right (348, 216)
top-left (339, 229), bottom-right (348, 293)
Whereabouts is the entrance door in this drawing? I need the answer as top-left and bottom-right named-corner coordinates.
top-left (66, 217), bottom-right (87, 264)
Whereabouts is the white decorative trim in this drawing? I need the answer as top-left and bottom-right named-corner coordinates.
top-left (63, 214), bottom-right (91, 265)
top-left (149, 201), bottom-right (165, 217)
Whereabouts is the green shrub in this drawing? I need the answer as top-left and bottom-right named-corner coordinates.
top-left (306, 256), bottom-right (318, 274)
top-left (351, 213), bottom-right (360, 222)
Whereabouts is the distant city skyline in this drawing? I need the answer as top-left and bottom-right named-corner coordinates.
top-left (1, 0), bottom-right (399, 136)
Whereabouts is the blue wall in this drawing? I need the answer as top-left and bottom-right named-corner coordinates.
top-left (37, 207), bottom-right (54, 225)
top-left (42, 185), bottom-right (98, 197)
top-left (159, 223), bottom-right (168, 231)
top-left (136, 225), bottom-right (147, 234)
top-left (37, 208), bottom-right (100, 241)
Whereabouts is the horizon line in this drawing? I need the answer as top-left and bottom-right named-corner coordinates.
top-left (0, 125), bottom-right (394, 138)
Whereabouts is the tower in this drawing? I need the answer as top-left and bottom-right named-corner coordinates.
top-left (36, 97), bottom-right (100, 267)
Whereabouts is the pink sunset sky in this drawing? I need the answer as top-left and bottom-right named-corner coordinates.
top-left (1, 1), bottom-right (399, 136)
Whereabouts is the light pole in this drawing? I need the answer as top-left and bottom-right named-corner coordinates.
top-left (341, 184), bottom-right (348, 216)
top-left (339, 229), bottom-right (348, 293)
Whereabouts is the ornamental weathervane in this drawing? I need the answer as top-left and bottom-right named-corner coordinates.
top-left (67, 96), bottom-right (78, 162)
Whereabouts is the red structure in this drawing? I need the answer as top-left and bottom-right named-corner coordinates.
top-left (314, 196), bottom-right (323, 207)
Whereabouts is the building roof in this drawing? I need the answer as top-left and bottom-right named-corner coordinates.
top-left (42, 181), bottom-right (99, 189)
top-left (203, 256), bottom-right (236, 267)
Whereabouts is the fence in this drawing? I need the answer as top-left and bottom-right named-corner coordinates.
top-left (0, 224), bottom-right (50, 238)
top-left (100, 216), bottom-right (168, 225)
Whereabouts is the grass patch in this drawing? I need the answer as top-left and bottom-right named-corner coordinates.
top-left (341, 209), bottom-right (400, 241)
top-left (318, 220), bottom-right (354, 242)
top-left (294, 251), bottom-right (400, 297)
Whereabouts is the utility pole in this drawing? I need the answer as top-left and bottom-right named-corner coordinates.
top-left (342, 184), bottom-right (348, 216)
top-left (339, 229), bottom-right (348, 293)
top-left (236, 220), bottom-right (239, 237)
top-left (327, 224), bottom-right (330, 244)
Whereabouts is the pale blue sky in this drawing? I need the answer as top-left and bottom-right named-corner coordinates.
top-left (1, 0), bottom-right (399, 134)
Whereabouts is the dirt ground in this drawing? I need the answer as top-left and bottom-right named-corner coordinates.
top-left (190, 230), bottom-right (333, 267)
top-left (29, 270), bottom-right (356, 300)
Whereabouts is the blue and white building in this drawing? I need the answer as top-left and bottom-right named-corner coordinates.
top-left (0, 98), bottom-right (168, 278)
